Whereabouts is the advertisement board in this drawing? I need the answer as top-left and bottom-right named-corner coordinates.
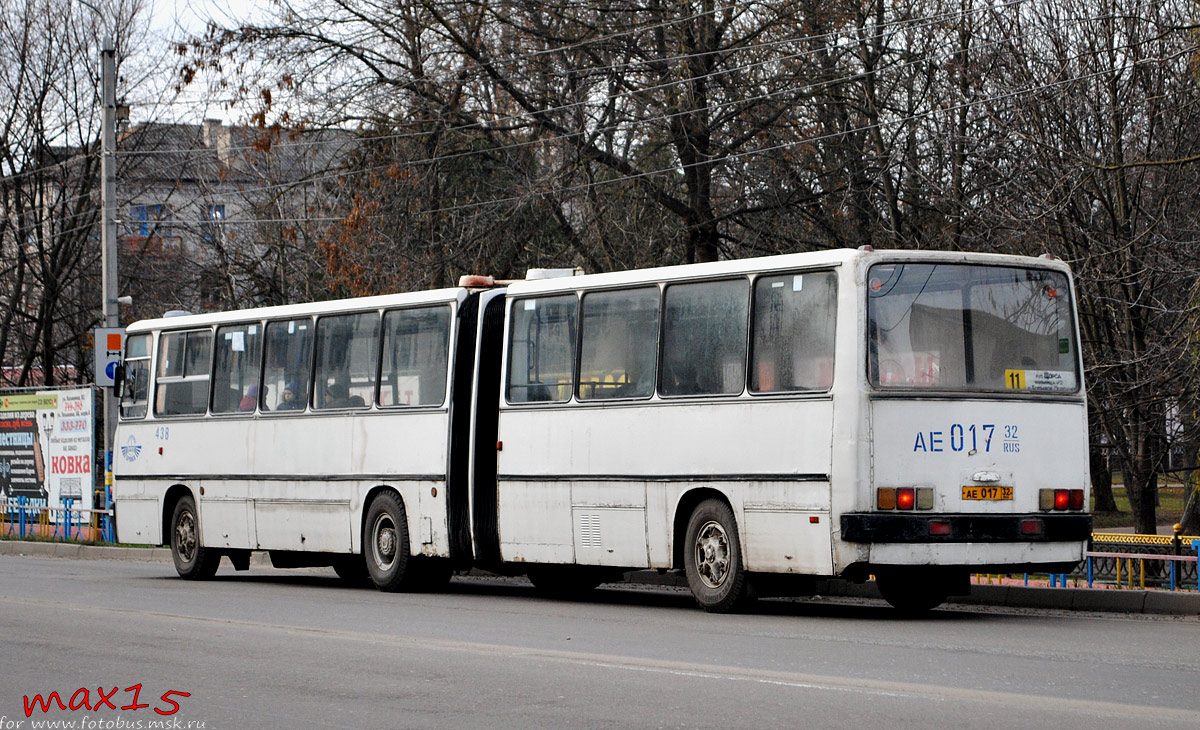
top-left (0, 389), bottom-right (95, 515)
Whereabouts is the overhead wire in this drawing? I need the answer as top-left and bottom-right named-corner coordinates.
top-left (118, 0), bottom-right (1032, 160)
top-left (176, 6), bottom-right (1185, 223)
top-left (7, 1), bottom-right (1188, 233)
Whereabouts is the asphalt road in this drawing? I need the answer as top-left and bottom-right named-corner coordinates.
top-left (1, 555), bottom-right (1197, 730)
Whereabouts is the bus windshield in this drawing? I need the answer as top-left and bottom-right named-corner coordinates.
top-left (868, 263), bottom-right (1078, 393)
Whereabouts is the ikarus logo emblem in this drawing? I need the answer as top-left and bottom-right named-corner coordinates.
top-left (121, 435), bottom-right (142, 462)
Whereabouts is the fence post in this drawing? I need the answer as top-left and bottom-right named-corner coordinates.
top-left (102, 450), bottom-right (114, 543)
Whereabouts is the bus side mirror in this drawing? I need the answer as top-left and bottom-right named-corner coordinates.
top-left (113, 363), bottom-right (126, 396)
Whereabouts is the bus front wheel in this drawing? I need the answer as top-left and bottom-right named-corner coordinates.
top-left (683, 499), bottom-right (753, 613)
top-left (170, 495), bottom-right (220, 580)
top-left (364, 491), bottom-right (414, 592)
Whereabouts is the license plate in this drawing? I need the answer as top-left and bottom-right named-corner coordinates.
top-left (962, 486), bottom-right (1013, 501)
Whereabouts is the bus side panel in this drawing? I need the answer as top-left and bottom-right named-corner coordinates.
top-left (496, 399), bottom-right (834, 572)
top-left (113, 491), bottom-right (161, 545)
top-left (742, 480), bottom-right (833, 574)
top-left (115, 409), bottom-right (452, 556)
top-left (201, 479), bottom-right (255, 548)
top-left (571, 481), bottom-right (648, 568)
top-left (496, 478), bottom-right (575, 563)
top-left (112, 421), bottom-right (165, 545)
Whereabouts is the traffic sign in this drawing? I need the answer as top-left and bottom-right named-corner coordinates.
top-left (94, 327), bottom-right (125, 387)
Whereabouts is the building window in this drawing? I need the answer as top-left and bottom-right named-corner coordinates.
top-left (128, 204), bottom-right (168, 237)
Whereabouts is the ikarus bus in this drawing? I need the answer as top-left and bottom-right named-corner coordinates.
top-left (113, 248), bottom-right (1090, 612)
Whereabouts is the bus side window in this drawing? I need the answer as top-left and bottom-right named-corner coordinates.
top-left (578, 287), bottom-right (658, 401)
top-left (380, 305), bottom-right (452, 407)
top-left (750, 271), bottom-right (837, 393)
top-left (119, 334), bottom-right (151, 419)
top-left (154, 330), bottom-right (212, 416)
top-left (263, 318), bottom-right (314, 412)
top-left (506, 295), bottom-right (577, 404)
top-left (660, 279), bottom-right (748, 397)
top-left (212, 323), bottom-right (264, 414)
top-left (314, 312), bottom-right (379, 410)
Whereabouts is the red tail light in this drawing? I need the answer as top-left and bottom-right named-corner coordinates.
top-left (1021, 518), bottom-right (1044, 535)
top-left (896, 488), bottom-right (916, 510)
top-left (929, 520), bottom-right (951, 536)
top-left (1054, 489), bottom-right (1070, 510)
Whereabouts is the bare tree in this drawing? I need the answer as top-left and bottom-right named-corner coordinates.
top-left (0, 0), bottom-right (153, 385)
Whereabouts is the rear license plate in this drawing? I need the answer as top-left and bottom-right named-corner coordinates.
top-left (962, 486), bottom-right (1013, 501)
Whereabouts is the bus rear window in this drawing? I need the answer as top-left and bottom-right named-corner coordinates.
top-left (868, 263), bottom-right (1078, 393)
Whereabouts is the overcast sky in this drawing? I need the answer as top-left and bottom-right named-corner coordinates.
top-left (134, 0), bottom-right (267, 124)
top-left (156, 0), bottom-right (260, 37)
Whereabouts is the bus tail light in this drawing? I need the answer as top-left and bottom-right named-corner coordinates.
top-left (1069, 489), bottom-right (1084, 510)
top-left (1039, 489), bottom-right (1084, 511)
top-left (1054, 490), bottom-right (1070, 510)
top-left (1021, 518), bottom-right (1044, 536)
top-left (877, 488), bottom-right (896, 510)
top-left (916, 487), bottom-right (934, 510)
top-left (878, 487), bottom-right (934, 510)
top-left (1039, 489), bottom-right (1055, 511)
top-left (929, 520), bottom-right (951, 536)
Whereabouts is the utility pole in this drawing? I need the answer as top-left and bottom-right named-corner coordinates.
top-left (100, 37), bottom-right (118, 502)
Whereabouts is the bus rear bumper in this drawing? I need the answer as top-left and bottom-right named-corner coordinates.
top-left (839, 513), bottom-right (1090, 572)
top-left (860, 539), bottom-right (1085, 569)
top-left (840, 513), bottom-right (1092, 543)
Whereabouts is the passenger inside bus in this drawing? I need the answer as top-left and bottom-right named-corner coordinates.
top-left (276, 382), bottom-right (304, 410)
top-left (239, 384), bottom-right (267, 412)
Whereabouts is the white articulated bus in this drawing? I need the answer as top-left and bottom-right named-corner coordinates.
top-left (114, 248), bottom-right (1091, 612)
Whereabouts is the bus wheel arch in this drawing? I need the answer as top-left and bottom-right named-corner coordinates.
top-left (167, 488), bottom-right (220, 580)
top-left (161, 484), bottom-right (194, 547)
top-left (362, 488), bottom-right (415, 592)
top-left (675, 491), bottom-right (754, 613)
top-left (672, 488), bottom-right (735, 570)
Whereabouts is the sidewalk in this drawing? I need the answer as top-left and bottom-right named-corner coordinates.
top-left (2, 539), bottom-right (1197, 616)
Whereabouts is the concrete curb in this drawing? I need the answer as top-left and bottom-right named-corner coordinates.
top-left (3, 540), bottom-right (1197, 615)
top-left (0, 539), bottom-right (173, 563)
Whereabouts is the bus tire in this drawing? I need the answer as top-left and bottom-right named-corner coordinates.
top-left (170, 495), bottom-right (220, 580)
top-left (875, 569), bottom-right (950, 614)
top-left (364, 491), bottom-right (414, 592)
top-left (333, 555), bottom-right (371, 587)
top-left (526, 565), bottom-right (604, 598)
top-left (683, 499), bottom-right (753, 613)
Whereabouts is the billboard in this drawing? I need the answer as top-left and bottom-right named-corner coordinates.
top-left (0, 389), bottom-right (95, 514)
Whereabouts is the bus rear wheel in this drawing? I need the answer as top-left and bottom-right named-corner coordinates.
top-left (364, 491), bottom-right (415, 592)
top-left (875, 568), bottom-right (952, 614)
top-left (170, 495), bottom-right (220, 580)
top-left (683, 499), bottom-right (753, 613)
